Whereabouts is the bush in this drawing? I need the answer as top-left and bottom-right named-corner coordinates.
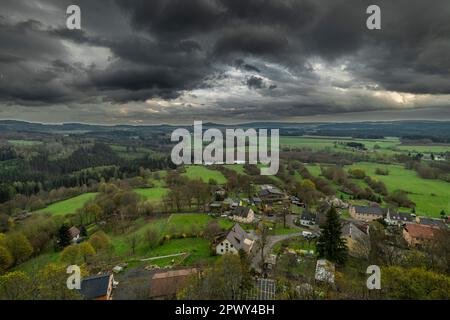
top-left (348, 168), bottom-right (366, 179)
top-left (375, 168), bottom-right (389, 175)
top-left (386, 190), bottom-right (415, 208)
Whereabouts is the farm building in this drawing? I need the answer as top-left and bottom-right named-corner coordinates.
top-left (402, 224), bottom-right (439, 247)
top-left (349, 205), bottom-right (388, 222)
top-left (258, 185), bottom-right (288, 203)
top-left (149, 268), bottom-right (197, 299)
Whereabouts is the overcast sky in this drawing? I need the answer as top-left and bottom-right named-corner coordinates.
top-left (0, 0), bottom-right (450, 124)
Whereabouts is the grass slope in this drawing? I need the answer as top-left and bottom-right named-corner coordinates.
top-left (183, 166), bottom-right (227, 184)
top-left (36, 192), bottom-right (98, 216)
top-left (135, 187), bottom-right (169, 203)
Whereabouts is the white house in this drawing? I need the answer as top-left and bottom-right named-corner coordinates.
top-left (231, 206), bottom-right (255, 224)
top-left (299, 211), bottom-right (316, 227)
top-left (215, 223), bottom-right (255, 255)
top-left (69, 226), bottom-right (81, 243)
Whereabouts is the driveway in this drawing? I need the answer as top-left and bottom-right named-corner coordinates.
top-left (251, 232), bottom-right (303, 272)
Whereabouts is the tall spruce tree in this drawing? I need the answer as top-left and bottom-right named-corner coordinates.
top-left (316, 206), bottom-right (348, 265)
top-left (57, 225), bottom-right (72, 249)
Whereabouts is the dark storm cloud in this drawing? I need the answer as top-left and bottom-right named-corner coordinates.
top-left (246, 76), bottom-right (265, 90)
top-left (0, 0), bottom-right (450, 122)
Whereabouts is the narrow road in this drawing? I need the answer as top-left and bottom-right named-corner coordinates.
top-left (251, 232), bottom-right (303, 272)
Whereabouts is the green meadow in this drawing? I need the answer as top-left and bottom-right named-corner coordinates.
top-left (182, 165), bottom-right (227, 184)
top-left (110, 213), bottom-right (233, 264)
top-left (280, 136), bottom-right (400, 152)
top-left (135, 187), bottom-right (169, 203)
top-left (35, 192), bottom-right (98, 216)
top-left (345, 162), bottom-right (450, 217)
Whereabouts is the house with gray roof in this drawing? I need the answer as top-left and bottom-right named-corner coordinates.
top-left (231, 206), bottom-right (255, 224)
top-left (79, 273), bottom-right (115, 300)
top-left (385, 211), bottom-right (413, 226)
top-left (258, 185), bottom-right (288, 203)
top-left (349, 205), bottom-right (388, 222)
top-left (416, 216), bottom-right (447, 229)
top-left (299, 211), bottom-right (316, 226)
top-left (215, 223), bottom-right (255, 255)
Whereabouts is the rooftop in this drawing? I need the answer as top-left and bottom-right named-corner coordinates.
top-left (79, 273), bottom-right (112, 299)
top-left (232, 206), bottom-right (251, 218)
top-left (149, 268), bottom-right (197, 298)
top-left (353, 205), bottom-right (386, 216)
top-left (224, 223), bottom-right (254, 253)
top-left (404, 224), bottom-right (437, 240)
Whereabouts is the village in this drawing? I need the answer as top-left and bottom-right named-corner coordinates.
top-left (70, 181), bottom-right (449, 300)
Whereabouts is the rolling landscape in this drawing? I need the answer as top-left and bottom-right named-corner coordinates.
top-left (1, 0), bottom-right (450, 305)
top-left (0, 120), bottom-right (449, 300)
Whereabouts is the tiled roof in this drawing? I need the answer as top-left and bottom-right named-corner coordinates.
top-left (149, 268), bottom-right (197, 298)
top-left (404, 224), bottom-right (437, 240)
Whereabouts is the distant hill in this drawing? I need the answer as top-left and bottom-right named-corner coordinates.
top-left (1, 120), bottom-right (449, 141)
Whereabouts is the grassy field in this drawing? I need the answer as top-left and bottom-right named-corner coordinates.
top-left (280, 135), bottom-right (450, 156)
top-left (110, 214), bottom-right (234, 258)
top-left (35, 192), bottom-right (98, 216)
top-left (280, 136), bottom-right (400, 153)
top-left (396, 145), bottom-right (450, 153)
top-left (13, 251), bottom-right (60, 274)
top-left (7, 139), bottom-right (42, 146)
top-left (345, 162), bottom-right (450, 217)
top-left (183, 165), bottom-right (227, 184)
top-left (135, 187), bottom-right (169, 203)
top-left (304, 164), bottom-right (323, 177)
top-left (140, 238), bottom-right (213, 265)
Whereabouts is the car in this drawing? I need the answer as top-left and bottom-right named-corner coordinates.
top-left (302, 231), bottom-right (313, 238)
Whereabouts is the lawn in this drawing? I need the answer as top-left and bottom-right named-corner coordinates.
top-left (167, 213), bottom-right (234, 232)
top-left (183, 165), bottom-right (227, 184)
top-left (345, 162), bottom-right (450, 217)
top-left (35, 192), bottom-right (98, 216)
top-left (304, 164), bottom-right (323, 177)
top-left (273, 236), bottom-right (316, 253)
top-left (134, 187), bottom-right (169, 203)
top-left (141, 238), bottom-right (213, 265)
top-left (110, 214), bottom-right (234, 258)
